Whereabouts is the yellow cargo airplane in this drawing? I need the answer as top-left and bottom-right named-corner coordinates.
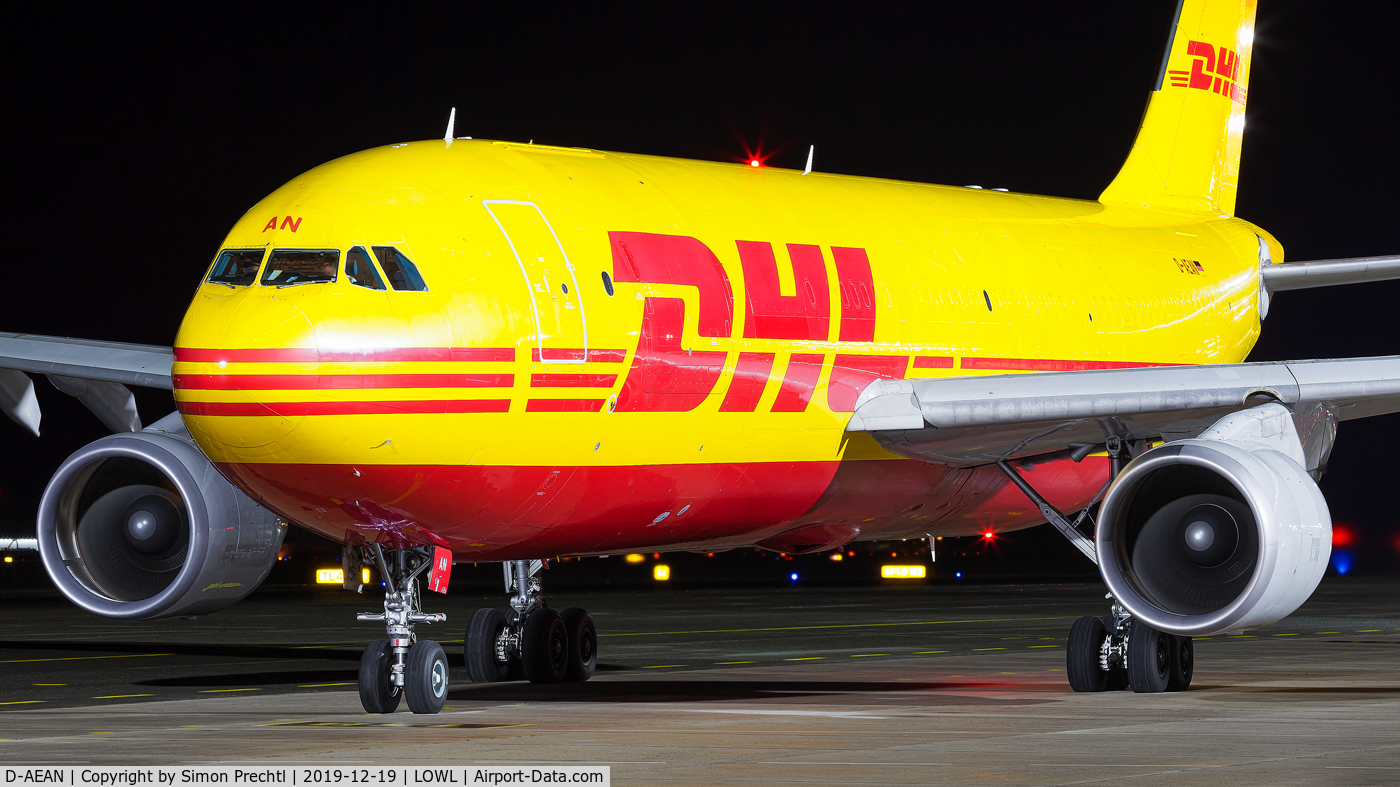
top-left (6, 0), bottom-right (1400, 711)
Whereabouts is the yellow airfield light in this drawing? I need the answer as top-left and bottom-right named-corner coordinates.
top-left (3, 556), bottom-right (12, 563)
top-left (882, 565), bottom-right (927, 579)
top-left (829, 553), bottom-right (843, 561)
top-left (316, 568), bottom-right (345, 584)
top-left (653, 565), bottom-right (671, 581)
top-left (625, 553), bottom-right (646, 563)
top-left (361, 567), bottom-right (371, 584)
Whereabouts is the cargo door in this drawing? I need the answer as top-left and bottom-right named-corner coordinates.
top-left (483, 200), bottom-right (587, 364)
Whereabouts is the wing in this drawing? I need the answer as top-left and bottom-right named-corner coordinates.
top-left (847, 355), bottom-right (1400, 468)
top-left (0, 332), bottom-right (173, 436)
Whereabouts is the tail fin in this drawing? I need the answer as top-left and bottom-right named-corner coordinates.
top-left (1099, 0), bottom-right (1258, 216)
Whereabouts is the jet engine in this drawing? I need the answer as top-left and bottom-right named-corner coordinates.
top-left (37, 413), bottom-right (285, 620)
top-left (1096, 404), bottom-right (1331, 637)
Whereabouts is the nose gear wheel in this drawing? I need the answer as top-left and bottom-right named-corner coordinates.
top-left (353, 544), bottom-right (448, 714)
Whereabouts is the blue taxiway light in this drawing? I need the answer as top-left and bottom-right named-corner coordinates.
top-left (1332, 550), bottom-right (1353, 575)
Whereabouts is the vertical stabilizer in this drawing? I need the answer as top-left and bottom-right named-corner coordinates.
top-left (1099, 0), bottom-right (1257, 216)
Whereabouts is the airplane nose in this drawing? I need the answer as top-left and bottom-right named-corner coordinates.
top-left (175, 293), bottom-right (317, 449)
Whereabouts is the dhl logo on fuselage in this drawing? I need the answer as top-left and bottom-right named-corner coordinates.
top-left (172, 230), bottom-right (1175, 420)
top-left (1167, 40), bottom-right (1246, 104)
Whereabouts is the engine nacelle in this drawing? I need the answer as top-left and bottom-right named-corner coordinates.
top-left (1096, 404), bottom-right (1331, 636)
top-left (37, 413), bottom-right (285, 620)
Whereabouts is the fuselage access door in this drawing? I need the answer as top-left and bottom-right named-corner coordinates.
top-left (483, 200), bottom-right (587, 364)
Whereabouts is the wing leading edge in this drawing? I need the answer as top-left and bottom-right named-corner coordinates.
top-left (0, 333), bottom-right (173, 436)
top-left (847, 355), bottom-right (1400, 468)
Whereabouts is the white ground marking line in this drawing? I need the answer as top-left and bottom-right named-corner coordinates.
top-left (1030, 764), bottom-right (1224, 768)
top-left (462, 756), bottom-right (663, 761)
top-left (761, 756), bottom-right (957, 761)
top-left (672, 709), bottom-right (888, 719)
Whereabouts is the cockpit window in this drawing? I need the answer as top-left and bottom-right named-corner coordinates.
top-left (345, 246), bottom-right (386, 290)
top-left (261, 249), bottom-right (339, 287)
top-left (207, 249), bottom-right (265, 286)
top-left (372, 246), bottom-right (429, 292)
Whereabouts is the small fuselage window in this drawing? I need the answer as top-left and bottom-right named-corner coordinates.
top-left (261, 249), bottom-right (340, 287)
top-left (345, 246), bottom-right (386, 290)
top-left (207, 249), bottom-right (265, 286)
top-left (372, 246), bottom-right (429, 292)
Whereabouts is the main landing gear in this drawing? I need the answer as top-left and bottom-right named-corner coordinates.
top-left (1067, 598), bottom-right (1193, 693)
top-left (355, 545), bottom-right (450, 714)
top-left (998, 438), bottom-right (1193, 694)
top-left (465, 559), bottom-right (597, 684)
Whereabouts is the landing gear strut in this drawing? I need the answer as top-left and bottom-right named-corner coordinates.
top-left (464, 559), bottom-right (596, 684)
top-left (998, 437), bottom-right (1193, 693)
top-left (355, 545), bottom-right (449, 714)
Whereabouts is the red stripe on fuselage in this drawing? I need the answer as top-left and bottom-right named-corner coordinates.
top-left (174, 347), bottom-right (515, 363)
top-left (961, 357), bottom-right (1180, 372)
top-left (530, 374), bottom-right (618, 388)
top-left (173, 373), bottom-right (514, 390)
top-left (771, 353), bottom-right (825, 412)
top-left (178, 399), bottom-right (511, 416)
top-left (526, 399), bottom-right (605, 412)
top-left (718, 352), bottom-right (776, 412)
top-left (531, 348), bottom-right (628, 363)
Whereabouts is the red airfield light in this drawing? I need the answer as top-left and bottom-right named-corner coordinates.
top-left (749, 158), bottom-right (761, 167)
top-left (1332, 524), bottom-right (1356, 548)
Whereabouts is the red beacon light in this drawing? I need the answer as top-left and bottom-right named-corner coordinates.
top-left (749, 159), bottom-right (761, 167)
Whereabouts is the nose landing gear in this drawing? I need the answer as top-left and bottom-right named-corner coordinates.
top-left (465, 559), bottom-right (597, 684)
top-left (355, 545), bottom-right (449, 714)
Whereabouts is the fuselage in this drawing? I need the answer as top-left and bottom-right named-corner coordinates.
top-left (172, 140), bottom-right (1270, 559)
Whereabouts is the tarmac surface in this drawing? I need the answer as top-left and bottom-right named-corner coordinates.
top-left (3, 575), bottom-right (1400, 785)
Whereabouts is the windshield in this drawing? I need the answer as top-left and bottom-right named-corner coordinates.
top-left (372, 246), bottom-right (429, 292)
top-left (207, 249), bottom-right (265, 286)
top-left (261, 249), bottom-right (339, 287)
top-left (346, 246), bottom-right (385, 290)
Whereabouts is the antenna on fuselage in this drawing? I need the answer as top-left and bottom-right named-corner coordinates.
top-left (803, 145), bottom-right (814, 175)
top-left (444, 107), bottom-right (457, 148)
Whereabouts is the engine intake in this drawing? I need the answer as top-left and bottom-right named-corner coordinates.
top-left (1096, 405), bottom-right (1331, 636)
top-left (38, 413), bottom-right (285, 620)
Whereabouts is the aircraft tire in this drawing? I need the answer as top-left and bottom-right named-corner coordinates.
top-left (1166, 634), bottom-right (1194, 691)
top-left (1127, 620), bottom-right (1172, 693)
top-left (405, 640), bottom-right (449, 714)
top-left (560, 607), bottom-right (597, 682)
top-left (358, 639), bottom-right (401, 713)
top-left (466, 608), bottom-right (510, 682)
top-left (1066, 615), bottom-right (1110, 692)
top-left (522, 608), bottom-right (568, 683)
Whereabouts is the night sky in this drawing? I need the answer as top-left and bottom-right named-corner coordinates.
top-left (3, 2), bottom-right (1398, 568)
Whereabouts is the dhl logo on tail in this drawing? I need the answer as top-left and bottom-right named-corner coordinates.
top-left (1168, 40), bottom-right (1247, 104)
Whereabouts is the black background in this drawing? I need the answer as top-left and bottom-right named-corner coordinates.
top-left (2, 2), bottom-right (1397, 570)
